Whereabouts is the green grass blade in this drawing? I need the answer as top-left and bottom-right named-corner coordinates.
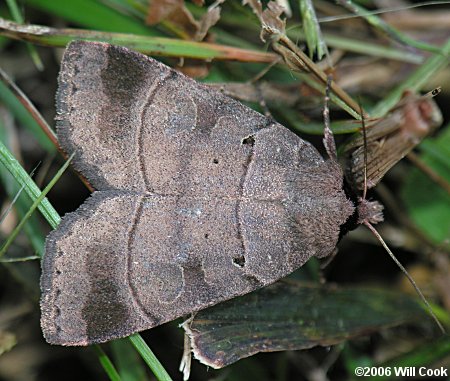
top-left (0, 137), bottom-right (45, 256)
top-left (25, 0), bottom-right (155, 36)
top-left (287, 30), bottom-right (424, 64)
top-left (101, 0), bottom-right (147, 21)
top-left (299, 0), bottom-right (327, 59)
top-left (220, 8), bottom-right (424, 64)
top-left (0, 18), bottom-right (276, 63)
top-left (338, 1), bottom-right (442, 54)
top-left (0, 153), bottom-right (73, 259)
top-left (5, 0), bottom-right (44, 70)
top-left (0, 140), bottom-right (60, 229)
top-left (111, 338), bottom-right (146, 381)
top-left (371, 37), bottom-right (450, 117)
top-left (129, 334), bottom-right (173, 381)
top-left (94, 345), bottom-right (122, 381)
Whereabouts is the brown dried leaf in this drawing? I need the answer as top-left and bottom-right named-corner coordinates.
top-left (345, 93), bottom-right (443, 190)
top-left (243, 0), bottom-right (286, 41)
top-left (147, 0), bottom-right (180, 24)
top-left (275, 0), bottom-right (291, 18)
top-left (195, 6), bottom-right (221, 41)
top-left (177, 61), bottom-right (211, 78)
top-left (242, 0), bottom-right (263, 18)
top-left (147, 0), bottom-right (199, 39)
top-left (261, 1), bottom-right (286, 36)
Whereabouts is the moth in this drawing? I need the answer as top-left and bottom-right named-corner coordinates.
top-left (42, 40), bottom-right (366, 346)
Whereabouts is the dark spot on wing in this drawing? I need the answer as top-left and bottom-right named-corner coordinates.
top-left (81, 243), bottom-right (129, 341)
top-left (242, 135), bottom-right (255, 146)
top-left (233, 255), bottom-right (246, 267)
top-left (99, 45), bottom-right (146, 140)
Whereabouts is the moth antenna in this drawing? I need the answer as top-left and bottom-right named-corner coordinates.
top-left (363, 221), bottom-right (446, 334)
top-left (360, 103), bottom-right (368, 200)
top-left (357, 104), bottom-right (446, 334)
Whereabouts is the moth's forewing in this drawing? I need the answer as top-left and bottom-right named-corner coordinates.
top-left (41, 41), bottom-right (354, 345)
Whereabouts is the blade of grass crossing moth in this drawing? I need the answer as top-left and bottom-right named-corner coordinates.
top-left (0, 163), bottom-right (44, 257)
top-left (111, 338), bottom-right (147, 381)
top-left (0, 127), bottom-right (45, 255)
top-left (0, 140), bottom-right (60, 229)
top-left (129, 334), bottom-right (174, 381)
top-left (93, 345), bottom-right (122, 381)
top-left (5, 0), bottom-right (44, 70)
top-left (0, 153), bottom-right (74, 259)
top-left (0, 19), bottom-right (276, 63)
top-left (0, 163), bottom-right (39, 226)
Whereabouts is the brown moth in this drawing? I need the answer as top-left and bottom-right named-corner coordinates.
top-left (41, 40), bottom-right (356, 346)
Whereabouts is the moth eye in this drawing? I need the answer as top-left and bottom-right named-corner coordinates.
top-left (204, 233), bottom-right (209, 239)
top-left (232, 255), bottom-right (245, 268)
top-left (212, 158), bottom-right (219, 164)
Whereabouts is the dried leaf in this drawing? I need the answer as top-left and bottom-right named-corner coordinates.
top-left (147, 0), bottom-right (181, 24)
top-left (345, 92), bottom-right (443, 190)
top-left (299, 0), bottom-right (328, 59)
top-left (195, 6), bottom-right (221, 41)
top-left (243, 0), bottom-right (286, 41)
top-left (147, 0), bottom-right (199, 39)
top-left (242, 0), bottom-right (263, 18)
top-left (260, 1), bottom-right (286, 41)
top-left (275, 0), bottom-right (291, 18)
top-left (177, 61), bottom-right (211, 78)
